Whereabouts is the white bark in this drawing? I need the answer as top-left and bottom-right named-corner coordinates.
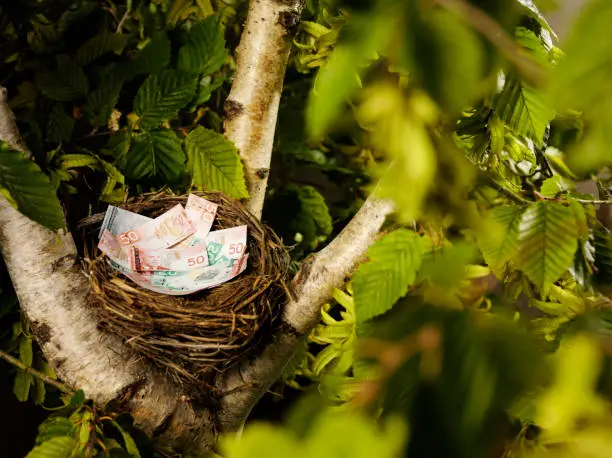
top-left (0, 90), bottom-right (216, 455)
top-left (1, 0), bottom-right (395, 450)
top-left (216, 196), bottom-right (394, 430)
top-left (224, 0), bottom-right (305, 219)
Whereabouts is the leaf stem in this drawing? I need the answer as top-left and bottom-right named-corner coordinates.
top-left (0, 349), bottom-right (72, 394)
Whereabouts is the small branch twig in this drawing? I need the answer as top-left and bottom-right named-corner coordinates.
top-left (0, 348), bottom-right (72, 394)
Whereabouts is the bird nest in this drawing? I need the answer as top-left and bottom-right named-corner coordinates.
top-left (80, 191), bottom-right (293, 389)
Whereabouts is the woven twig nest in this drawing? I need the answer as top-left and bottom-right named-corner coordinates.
top-left (80, 191), bottom-right (292, 389)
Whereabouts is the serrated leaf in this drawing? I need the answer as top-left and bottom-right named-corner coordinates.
top-left (495, 29), bottom-right (554, 145)
top-left (36, 55), bottom-right (89, 102)
top-left (495, 73), bottom-right (554, 146)
top-left (133, 70), bottom-right (197, 130)
top-left (185, 126), bottom-right (248, 198)
top-left (37, 417), bottom-right (74, 444)
top-left (518, 202), bottom-right (579, 296)
top-left (75, 32), bottom-right (128, 65)
top-left (84, 79), bottom-right (123, 127)
top-left (0, 142), bottom-right (65, 230)
top-left (594, 226), bottom-right (612, 290)
top-left (19, 336), bottom-right (33, 366)
top-left (26, 437), bottom-right (77, 458)
top-left (478, 205), bottom-right (526, 272)
top-left (13, 371), bottom-right (32, 402)
top-left (119, 32), bottom-right (171, 80)
top-left (540, 175), bottom-right (573, 197)
top-left (46, 104), bottom-right (74, 144)
top-left (298, 186), bottom-right (332, 238)
top-left (517, 0), bottom-right (557, 39)
top-left (124, 130), bottom-right (185, 182)
top-left (178, 15), bottom-right (226, 76)
top-left (353, 229), bottom-right (424, 323)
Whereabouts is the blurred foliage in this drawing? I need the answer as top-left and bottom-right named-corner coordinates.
top-left (3, 0), bottom-right (612, 457)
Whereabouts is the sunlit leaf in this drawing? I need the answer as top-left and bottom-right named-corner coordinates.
top-left (353, 229), bottom-right (425, 323)
top-left (25, 437), bottom-right (77, 458)
top-left (185, 126), bottom-right (248, 198)
top-left (478, 205), bottom-right (526, 273)
top-left (517, 201), bottom-right (579, 295)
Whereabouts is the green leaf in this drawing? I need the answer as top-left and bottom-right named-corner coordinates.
top-left (495, 73), bottom-right (554, 146)
top-left (84, 79), bottom-right (123, 127)
top-left (408, 8), bottom-right (485, 112)
top-left (517, 0), bottom-right (557, 38)
top-left (306, 15), bottom-right (392, 138)
top-left (46, 104), bottom-right (74, 144)
top-left (75, 32), bottom-right (128, 65)
top-left (0, 142), bottom-right (65, 230)
top-left (119, 32), bottom-right (171, 80)
top-left (112, 421), bottom-right (141, 458)
top-left (594, 226), bottom-right (612, 290)
top-left (133, 70), bottom-right (197, 130)
top-left (185, 126), bottom-right (248, 198)
top-left (37, 417), bottom-right (74, 444)
top-left (478, 205), bottom-right (526, 272)
top-left (548, 0), bottom-right (612, 172)
top-left (353, 229), bottom-right (425, 323)
top-left (298, 185), bottom-right (332, 244)
top-left (517, 201), bottom-right (579, 296)
top-left (178, 15), bottom-right (226, 75)
top-left (68, 390), bottom-right (85, 407)
top-left (36, 55), bottom-right (89, 102)
top-left (124, 130), bottom-right (185, 182)
top-left (13, 371), bottom-right (32, 402)
top-left (540, 175), bottom-right (573, 198)
top-left (34, 377), bottom-right (46, 406)
top-left (494, 29), bottom-right (554, 145)
top-left (26, 437), bottom-right (77, 458)
top-left (19, 336), bottom-right (33, 366)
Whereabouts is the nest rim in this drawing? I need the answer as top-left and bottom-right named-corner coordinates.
top-left (80, 191), bottom-right (292, 389)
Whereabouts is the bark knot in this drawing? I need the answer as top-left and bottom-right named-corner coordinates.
top-left (255, 168), bottom-right (270, 179)
top-left (224, 99), bottom-right (245, 121)
top-left (278, 11), bottom-right (301, 32)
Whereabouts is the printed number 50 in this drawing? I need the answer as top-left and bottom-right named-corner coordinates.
top-left (187, 255), bottom-right (207, 267)
top-left (229, 243), bottom-right (245, 255)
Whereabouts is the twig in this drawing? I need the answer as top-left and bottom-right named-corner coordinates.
top-left (0, 348), bottom-right (72, 394)
top-left (433, 0), bottom-right (547, 87)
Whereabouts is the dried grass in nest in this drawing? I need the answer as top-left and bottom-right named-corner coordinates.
top-left (79, 191), bottom-right (293, 390)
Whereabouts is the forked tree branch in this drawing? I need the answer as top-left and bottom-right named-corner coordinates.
top-left (0, 89), bottom-right (217, 455)
top-left (0, 0), bottom-right (395, 452)
top-left (216, 196), bottom-right (394, 430)
top-left (224, 0), bottom-right (305, 219)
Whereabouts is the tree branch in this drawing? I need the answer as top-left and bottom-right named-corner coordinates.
top-left (0, 88), bottom-right (216, 455)
top-left (216, 196), bottom-right (395, 431)
top-left (224, 0), bottom-right (305, 219)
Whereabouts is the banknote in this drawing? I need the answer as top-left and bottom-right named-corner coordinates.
top-left (122, 255), bottom-right (249, 295)
top-left (174, 194), bottom-right (219, 247)
top-left (188, 225), bottom-right (248, 267)
top-left (98, 205), bottom-right (152, 238)
top-left (117, 204), bottom-right (195, 249)
top-left (185, 194), bottom-right (218, 231)
top-left (129, 244), bottom-right (209, 272)
top-left (98, 229), bottom-right (131, 269)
